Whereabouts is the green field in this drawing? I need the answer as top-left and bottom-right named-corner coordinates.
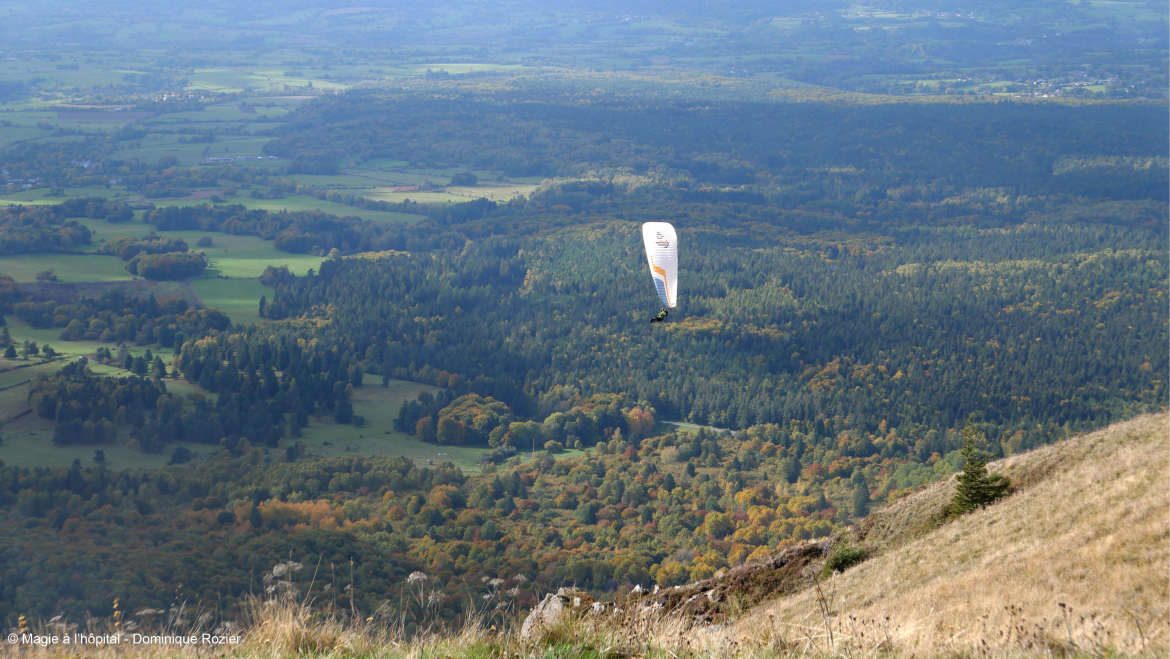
top-left (152, 194), bottom-right (419, 223)
top-left (0, 362), bottom-right (481, 471)
top-left (446, 184), bottom-right (537, 202)
top-left (17, 210), bottom-right (340, 278)
top-left (0, 190), bottom-right (75, 205)
top-left (346, 167), bottom-right (496, 186)
top-left (143, 104), bottom-right (291, 123)
top-left (0, 252), bottom-right (134, 283)
top-left (192, 278), bottom-right (270, 326)
top-left (0, 354), bottom-right (197, 470)
top-left (114, 134), bottom-right (275, 167)
top-left (0, 125), bottom-right (53, 149)
top-left (297, 380), bottom-right (491, 471)
top-left (185, 68), bottom-right (346, 94)
top-left (358, 190), bottom-right (468, 204)
top-left (2, 317), bottom-right (178, 361)
top-left (0, 187), bottom-right (127, 205)
top-left (0, 359), bottom-right (65, 390)
top-left (0, 379), bottom-right (215, 470)
top-left (196, 237), bottom-right (327, 279)
top-left (0, 213), bottom-right (329, 329)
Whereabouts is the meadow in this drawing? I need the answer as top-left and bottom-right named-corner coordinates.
top-left (114, 134), bottom-right (275, 167)
top-left (2, 318), bottom-right (160, 360)
top-left (0, 253), bottom-right (134, 283)
top-left (295, 380), bottom-right (493, 471)
top-left (0, 352), bottom-right (181, 470)
top-left (284, 166), bottom-right (538, 206)
top-left (151, 195), bottom-right (422, 223)
top-left (191, 278), bottom-right (270, 327)
top-left (0, 409), bottom-right (210, 470)
top-left (0, 350), bottom-right (473, 471)
top-left (0, 124), bottom-right (52, 150)
top-left (0, 207), bottom-right (330, 334)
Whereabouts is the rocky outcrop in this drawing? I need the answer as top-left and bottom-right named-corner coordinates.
top-left (519, 587), bottom-right (596, 643)
top-left (520, 539), bottom-right (836, 642)
top-left (623, 539), bottom-right (833, 625)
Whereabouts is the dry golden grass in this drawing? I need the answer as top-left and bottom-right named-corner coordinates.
top-left (0, 592), bottom-right (504, 659)
top-left (713, 412), bottom-right (1170, 658)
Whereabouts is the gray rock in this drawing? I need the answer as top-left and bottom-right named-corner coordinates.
top-left (521, 589), bottom-right (585, 642)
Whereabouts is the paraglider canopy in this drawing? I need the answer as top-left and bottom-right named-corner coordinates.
top-left (642, 222), bottom-right (678, 308)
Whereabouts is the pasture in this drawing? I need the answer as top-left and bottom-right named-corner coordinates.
top-left (77, 216), bottom-right (156, 246)
top-left (446, 183), bottom-right (537, 202)
top-left (1, 212), bottom-right (322, 326)
top-left (0, 419), bottom-right (213, 470)
top-left (143, 104), bottom-right (291, 123)
top-left (111, 137), bottom-right (215, 167)
top-left (297, 379), bottom-right (491, 471)
top-left (0, 382), bottom-right (212, 470)
top-left (0, 359), bottom-right (64, 391)
top-left (0, 252), bottom-right (133, 283)
top-left (116, 134), bottom-right (275, 167)
top-left (169, 231), bottom-right (327, 278)
top-left (191, 278), bottom-right (269, 327)
top-left (0, 357), bottom-right (199, 470)
top-left (0, 124), bottom-right (53, 149)
top-left (184, 68), bottom-right (347, 94)
top-left (151, 194), bottom-right (416, 223)
top-left (330, 164), bottom-right (538, 204)
top-left (356, 190), bottom-right (465, 204)
top-left (2, 318), bottom-right (178, 361)
top-left (0, 357), bottom-right (480, 471)
top-left (0, 187), bottom-right (128, 205)
top-left (0, 211), bottom-right (327, 332)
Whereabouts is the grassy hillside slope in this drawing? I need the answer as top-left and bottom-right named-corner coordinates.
top-left (720, 412), bottom-right (1169, 657)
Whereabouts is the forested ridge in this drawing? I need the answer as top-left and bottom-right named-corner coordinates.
top-left (266, 84), bottom-right (1168, 201)
top-left (0, 82), bottom-right (1165, 629)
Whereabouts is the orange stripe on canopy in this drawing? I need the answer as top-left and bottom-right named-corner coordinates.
top-left (651, 264), bottom-right (670, 302)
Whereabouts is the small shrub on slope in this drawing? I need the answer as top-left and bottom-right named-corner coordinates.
top-left (823, 540), bottom-right (868, 576)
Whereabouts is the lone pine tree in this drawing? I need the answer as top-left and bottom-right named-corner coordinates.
top-left (851, 470), bottom-right (871, 519)
top-left (948, 426), bottom-right (1011, 517)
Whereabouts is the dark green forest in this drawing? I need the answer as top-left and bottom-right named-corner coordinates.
top-left (266, 84), bottom-right (1168, 201)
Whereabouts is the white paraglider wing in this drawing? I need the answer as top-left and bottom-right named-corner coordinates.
top-left (642, 222), bottom-right (678, 308)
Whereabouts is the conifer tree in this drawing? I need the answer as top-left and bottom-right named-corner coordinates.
top-left (948, 426), bottom-right (1011, 517)
top-left (851, 470), bottom-right (871, 518)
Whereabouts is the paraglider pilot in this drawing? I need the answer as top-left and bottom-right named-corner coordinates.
top-left (650, 308), bottom-right (669, 324)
